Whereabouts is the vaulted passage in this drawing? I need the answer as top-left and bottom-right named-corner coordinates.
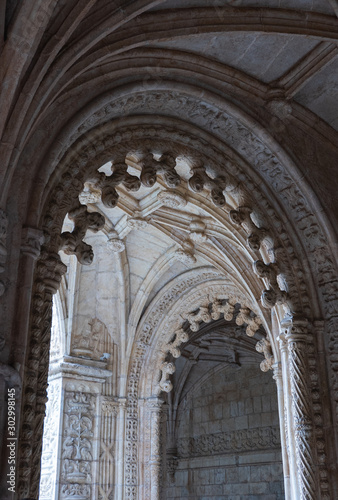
top-left (166, 364), bottom-right (283, 499)
top-left (1, 2), bottom-right (338, 500)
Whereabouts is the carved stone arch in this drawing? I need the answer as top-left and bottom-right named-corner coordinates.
top-left (136, 283), bottom-right (270, 400)
top-left (35, 116), bottom-right (309, 314)
top-left (130, 278), bottom-right (274, 499)
top-left (15, 83), bottom-right (337, 499)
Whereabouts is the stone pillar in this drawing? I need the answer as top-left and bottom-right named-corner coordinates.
top-left (272, 362), bottom-right (291, 500)
top-left (45, 355), bottom-right (112, 500)
top-left (284, 318), bottom-right (318, 500)
top-left (15, 227), bottom-right (45, 360)
top-left (115, 398), bottom-right (126, 500)
top-left (278, 330), bottom-right (299, 500)
top-left (18, 249), bottom-right (66, 500)
top-left (99, 397), bottom-right (118, 499)
top-left (147, 397), bottom-right (165, 500)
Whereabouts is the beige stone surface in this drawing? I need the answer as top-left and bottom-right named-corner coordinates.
top-left (0, 1), bottom-right (338, 499)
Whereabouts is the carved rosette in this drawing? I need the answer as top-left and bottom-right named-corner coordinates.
top-left (285, 319), bottom-right (317, 500)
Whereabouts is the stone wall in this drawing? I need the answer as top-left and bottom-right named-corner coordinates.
top-left (166, 363), bottom-right (284, 499)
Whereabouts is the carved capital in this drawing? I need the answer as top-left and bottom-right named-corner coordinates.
top-left (272, 362), bottom-right (282, 381)
top-left (21, 227), bottom-right (44, 260)
top-left (284, 317), bottom-right (309, 347)
top-left (101, 397), bottom-right (118, 415)
top-left (37, 252), bottom-right (67, 294)
top-left (107, 235), bottom-right (125, 253)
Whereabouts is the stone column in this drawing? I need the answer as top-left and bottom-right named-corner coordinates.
top-left (284, 318), bottom-right (318, 500)
top-left (272, 362), bottom-right (291, 500)
top-left (99, 397), bottom-right (118, 500)
top-left (18, 249), bottom-right (66, 500)
top-left (48, 355), bottom-right (112, 500)
top-left (146, 397), bottom-right (165, 500)
top-left (115, 398), bottom-right (126, 500)
top-left (278, 330), bottom-right (299, 500)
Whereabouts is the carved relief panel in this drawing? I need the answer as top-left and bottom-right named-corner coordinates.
top-left (39, 379), bottom-right (62, 500)
top-left (59, 390), bottom-right (97, 500)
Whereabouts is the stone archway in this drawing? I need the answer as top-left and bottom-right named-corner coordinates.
top-left (12, 97), bottom-right (335, 500)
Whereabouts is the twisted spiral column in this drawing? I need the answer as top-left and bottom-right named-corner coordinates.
top-left (273, 362), bottom-right (291, 500)
top-left (285, 318), bottom-right (318, 500)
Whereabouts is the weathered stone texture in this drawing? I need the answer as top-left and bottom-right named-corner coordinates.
top-left (166, 364), bottom-right (284, 499)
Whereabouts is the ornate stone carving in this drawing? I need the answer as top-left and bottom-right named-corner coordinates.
top-left (163, 328), bottom-right (189, 358)
top-left (211, 297), bottom-right (236, 321)
top-left (61, 483), bottom-right (91, 499)
top-left (145, 398), bottom-right (165, 499)
top-left (174, 247), bottom-right (196, 265)
top-left (19, 106), bottom-right (334, 500)
top-left (60, 391), bottom-right (96, 499)
top-left (107, 232), bottom-right (125, 253)
top-left (157, 190), bottom-right (187, 208)
top-left (178, 426), bottom-right (281, 458)
top-left (99, 396), bottom-right (117, 500)
top-left (21, 227), bottom-right (45, 260)
top-left (72, 318), bottom-right (108, 360)
top-left (0, 209), bottom-right (8, 296)
top-left (188, 164), bottom-right (228, 207)
top-left (138, 152), bottom-right (181, 188)
top-left (159, 362), bottom-right (175, 393)
top-left (125, 271), bottom-right (222, 498)
top-left (18, 251), bottom-right (67, 499)
top-left (18, 89), bottom-right (335, 499)
top-left (127, 217), bottom-right (149, 230)
top-left (284, 319), bottom-right (317, 500)
top-left (235, 307), bottom-right (262, 337)
top-left (101, 396), bottom-right (118, 415)
top-left (60, 203), bottom-right (105, 265)
top-left (267, 99), bottom-right (292, 119)
top-left (79, 182), bottom-right (102, 205)
top-left (86, 161), bottom-right (141, 208)
top-left (189, 219), bottom-right (208, 243)
top-left (255, 338), bottom-right (274, 372)
top-left (229, 206), bottom-right (272, 252)
top-left (253, 260), bottom-right (289, 311)
top-left (184, 305), bottom-right (212, 332)
top-left (160, 297), bottom-right (263, 394)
